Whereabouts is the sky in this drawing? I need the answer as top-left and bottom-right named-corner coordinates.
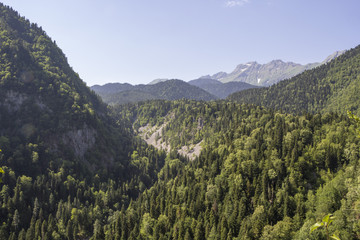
top-left (1, 0), bottom-right (360, 86)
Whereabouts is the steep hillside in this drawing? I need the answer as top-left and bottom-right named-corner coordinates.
top-left (0, 3), bottom-right (132, 174)
top-left (2, 3), bottom-right (360, 240)
top-left (114, 100), bottom-right (216, 161)
top-left (189, 78), bottom-right (260, 99)
top-left (228, 45), bottom-right (360, 115)
top-left (91, 79), bottom-right (217, 104)
top-left (0, 4), bottom-right (166, 239)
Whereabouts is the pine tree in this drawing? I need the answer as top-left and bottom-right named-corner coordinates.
top-left (12, 209), bottom-right (20, 231)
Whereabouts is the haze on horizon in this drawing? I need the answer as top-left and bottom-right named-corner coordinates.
top-left (2, 0), bottom-right (360, 86)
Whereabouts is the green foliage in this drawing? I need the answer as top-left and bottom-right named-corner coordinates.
top-left (348, 111), bottom-right (360, 137)
top-left (310, 214), bottom-right (340, 240)
top-left (0, 3), bottom-right (166, 239)
top-left (102, 90), bottom-right (158, 105)
top-left (0, 149), bottom-right (3, 183)
top-left (1, 3), bottom-right (360, 240)
top-left (105, 100), bottom-right (360, 239)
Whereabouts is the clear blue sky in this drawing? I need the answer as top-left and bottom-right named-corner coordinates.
top-left (2, 0), bottom-right (360, 86)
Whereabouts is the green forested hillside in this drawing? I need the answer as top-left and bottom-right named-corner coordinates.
top-left (105, 100), bottom-right (360, 239)
top-left (0, 2), bottom-right (132, 176)
top-left (113, 100), bottom-right (218, 152)
top-left (0, 3), bottom-right (166, 239)
top-left (1, 2), bottom-right (360, 240)
top-left (228, 45), bottom-right (360, 115)
top-left (91, 83), bottom-right (134, 95)
top-left (101, 90), bottom-right (158, 105)
top-left (91, 80), bottom-right (217, 105)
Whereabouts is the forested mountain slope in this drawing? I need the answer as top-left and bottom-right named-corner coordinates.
top-left (0, 4), bottom-right (166, 239)
top-left (106, 100), bottom-right (360, 239)
top-left (228, 45), bottom-right (360, 115)
top-left (113, 100), bottom-right (224, 160)
top-left (101, 90), bottom-right (159, 105)
top-left (0, 3), bottom-right (131, 175)
top-left (2, 2), bottom-right (360, 240)
top-left (91, 79), bottom-right (217, 105)
top-left (91, 82), bottom-right (134, 95)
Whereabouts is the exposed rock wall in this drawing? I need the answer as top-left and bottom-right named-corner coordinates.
top-left (62, 125), bottom-right (97, 158)
top-left (137, 112), bottom-right (202, 161)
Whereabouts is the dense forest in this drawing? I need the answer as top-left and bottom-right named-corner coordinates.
top-left (0, 3), bottom-right (166, 239)
top-left (1, 2), bottom-right (360, 240)
top-left (107, 100), bottom-right (360, 239)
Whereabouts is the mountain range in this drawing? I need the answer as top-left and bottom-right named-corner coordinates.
top-left (92, 51), bottom-right (344, 104)
top-left (92, 78), bottom-right (261, 104)
top-left (1, 2), bottom-right (360, 239)
top-left (91, 79), bottom-right (217, 105)
top-left (201, 51), bottom-right (344, 86)
top-left (228, 45), bottom-right (360, 115)
top-left (188, 78), bottom-right (260, 99)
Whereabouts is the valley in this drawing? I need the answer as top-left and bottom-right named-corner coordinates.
top-left (0, 2), bottom-right (359, 240)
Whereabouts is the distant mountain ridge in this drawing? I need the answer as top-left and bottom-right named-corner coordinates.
top-left (188, 78), bottom-right (260, 99)
top-left (202, 51), bottom-right (345, 86)
top-left (91, 82), bottom-right (133, 94)
top-left (91, 79), bottom-right (217, 104)
top-left (92, 51), bottom-right (344, 101)
top-left (147, 78), bottom-right (169, 85)
top-left (228, 46), bottom-right (360, 115)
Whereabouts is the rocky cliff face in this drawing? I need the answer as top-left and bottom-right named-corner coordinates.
top-left (2, 90), bottom-right (29, 112)
top-left (137, 112), bottom-right (202, 161)
top-left (321, 50), bottom-right (346, 64)
top-left (62, 126), bottom-right (97, 158)
top-left (1, 90), bottom-right (97, 159)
